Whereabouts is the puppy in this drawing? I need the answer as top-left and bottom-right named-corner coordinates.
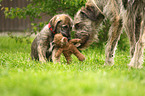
top-left (31, 14), bottom-right (73, 63)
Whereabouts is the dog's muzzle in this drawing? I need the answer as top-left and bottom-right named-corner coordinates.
top-left (75, 31), bottom-right (90, 47)
top-left (61, 32), bottom-right (71, 41)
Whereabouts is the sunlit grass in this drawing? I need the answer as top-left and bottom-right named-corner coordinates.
top-left (0, 36), bottom-right (145, 96)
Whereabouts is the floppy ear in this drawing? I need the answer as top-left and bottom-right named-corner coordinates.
top-left (81, 5), bottom-right (104, 21)
top-left (49, 16), bottom-right (62, 32)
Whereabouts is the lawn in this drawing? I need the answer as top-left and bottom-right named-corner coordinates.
top-left (0, 36), bottom-right (145, 96)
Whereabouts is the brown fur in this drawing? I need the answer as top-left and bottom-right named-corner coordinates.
top-left (31, 14), bottom-right (73, 63)
top-left (73, 0), bottom-right (145, 68)
top-left (53, 33), bottom-right (85, 64)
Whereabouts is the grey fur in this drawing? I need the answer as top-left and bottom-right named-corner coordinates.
top-left (31, 14), bottom-right (73, 63)
top-left (73, 0), bottom-right (145, 68)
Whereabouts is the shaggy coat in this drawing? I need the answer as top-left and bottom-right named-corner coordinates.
top-left (73, 0), bottom-right (145, 68)
top-left (31, 14), bottom-right (73, 63)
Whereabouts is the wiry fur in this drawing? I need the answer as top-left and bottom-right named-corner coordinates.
top-left (31, 14), bottom-right (73, 63)
top-left (73, 0), bottom-right (145, 68)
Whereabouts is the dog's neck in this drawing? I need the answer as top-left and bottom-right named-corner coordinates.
top-left (48, 23), bottom-right (56, 34)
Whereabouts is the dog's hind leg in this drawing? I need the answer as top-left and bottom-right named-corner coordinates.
top-left (38, 45), bottom-right (47, 63)
top-left (104, 16), bottom-right (123, 66)
top-left (124, 13), bottom-right (136, 58)
top-left (128, 15), bottom-right (145, 69)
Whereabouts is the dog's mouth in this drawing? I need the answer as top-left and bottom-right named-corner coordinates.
top-left (75, 31), bottom-right (90, 48)
top-left (61, 32), bottom-right (68, 37)
top-left (61, 31), bottom-right (71, 41)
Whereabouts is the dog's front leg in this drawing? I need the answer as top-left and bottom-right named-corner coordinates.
top-left (104, 16), bottom-right (123, 66)
top-left (52, 47), bottom-right (60, 63)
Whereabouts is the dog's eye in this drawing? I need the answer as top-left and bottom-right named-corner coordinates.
top-left (61, 25), bottom-right (68, 30)
top-left (75, 23), bottom-right (80, 29)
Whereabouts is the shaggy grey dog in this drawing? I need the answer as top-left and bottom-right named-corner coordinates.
top-left (73, 0), bottom-right (145, 68)
top-left (31, 14), bottom-right (73, 63)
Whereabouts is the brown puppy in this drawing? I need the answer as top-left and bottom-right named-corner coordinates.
top-left (31, 14), bottom-right (73, 63)
top-left (53, 33), bottom-right (85, 64)
top-left (73, 0), bottom-right (144, 68)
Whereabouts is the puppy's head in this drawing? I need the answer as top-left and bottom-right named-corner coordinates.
top-left (50, 14), bottom-right (73, 40)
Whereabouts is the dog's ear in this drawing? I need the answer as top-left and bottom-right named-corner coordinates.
top-left (81, 5), bottom-right (104, 21)
top-left (50, 16), bottom-right (62, 32)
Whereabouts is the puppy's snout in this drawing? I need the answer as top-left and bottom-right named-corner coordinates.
top-left (61, 32), bottom-right (68, 37)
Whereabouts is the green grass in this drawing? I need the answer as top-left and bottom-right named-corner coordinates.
top-left (0, 36), bottom-right (145, 96)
